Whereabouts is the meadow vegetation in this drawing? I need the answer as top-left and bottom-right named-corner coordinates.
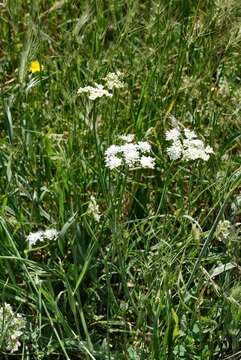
top-left (1, 0), bottom-right (241, 358)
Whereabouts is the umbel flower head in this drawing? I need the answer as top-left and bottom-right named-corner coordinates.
top-left (77, 83), bottom-right (112, 100)
top-left (104, 135), bottom-right (155, 170)
top-left (165, 126), bottom-right (214, 161)
top-left (103, 71), bottom-right (124, 90)
top-left (26, 228), bottom-right (59, 247)
top-left (0, 303), bottom-right (25, 353)
top-left (77, 71), bottom-right (124, 100)
top-left (29, 60), bottom-right (44, 73)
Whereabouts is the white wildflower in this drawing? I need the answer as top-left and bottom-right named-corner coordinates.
top-left (199, 152), bottom-right (210, 161)
top-left (137, 141), bottom-right (152, 152)
top-left (184, 129), bottom-right (197, 139)
top-left (0, 303), bottom-right (25, 353)
top-left (105, 144), bottom-right (120, 157)
top-left (103, 71), bottom-right (124, 90)
top-left (205, 145), bottom-right (214, 154)
top-left (165, 128), bottom-right (181, 141)
top-left (77, 83), bottom-right (112, 100)
top-left (26, 230), bottom-right (44, 246)
top-left (140, 155), bottom-right (155, 169)
top-left (26, 228), bottom-right (59, 246)
top-left (105, 155), bottom-right (122, 170)
top-left (88, 195), bottom-right (101, 222)
top-left (183, 138), bottom-right (204, 149)
top-left (182, 146), bottom-right (201, 161)
top-left (119, 134), bottom-right (135, 143)
top-left (166, 127), bottom-right (214, 162)
top-left (182, 138), bottom-right (206, 160)
top-left (121, 143), bottom-right (139, 166)
top-left (183, 139), bottom-right (213, 161)
top-left (166, 140), bottom-right (183, 160)
top-left (44, 229), bottom-right (59, 240)
top-left (105, 136), bottom-right (155, 170)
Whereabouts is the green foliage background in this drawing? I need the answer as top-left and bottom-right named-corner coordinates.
top-left (1, 0), bottom-right (241, 358)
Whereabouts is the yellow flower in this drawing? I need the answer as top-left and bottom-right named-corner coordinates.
top-left (29, 60), bottom-right (44, 73)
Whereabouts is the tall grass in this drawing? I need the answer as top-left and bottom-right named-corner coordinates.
top-left (1, 0), bottom-right (241, 358)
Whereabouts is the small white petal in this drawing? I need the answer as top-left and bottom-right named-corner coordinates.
top-left (119, 134), bottom-right (135, 143)
top-left (121, 143), bottom-right (140, 165)
top-left (26, 231), bottom-right (44, 246)
top-left (167, 140), bottom-right (183, 160)
top-left (44, 229), bottom-right (58, 240)
top-left (184, 128), bottom-right (197, 139)
top-left (105, 145), bottom-right (120, 157)
top-left (205, 145), bottom-right (214, 154)
top-left (140, 156), bottom-right (155, 169)
top-left (103, 72), bottom-right (125, 90)
top-left (105, 156), bottom-right (122, 169)
top-left (77, 83), bottom-right (112, 100)
top-left (165, 128), bottom-right (181, 141)
top-left (137, 141), bottom-right (151, 153)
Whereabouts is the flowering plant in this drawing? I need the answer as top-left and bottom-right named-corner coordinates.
top-left (166, 127), bottom-right (214, 161)
top-left (104, 135), bottom-right (155, 170)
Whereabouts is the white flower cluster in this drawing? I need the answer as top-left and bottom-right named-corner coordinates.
top-left (0, 303), bottom-right (25, 353)
top-left (77, 83), bottom-right (112, 100)
top-left (26, 228), bottom-right (59, 247)
top-left (166, 127), bottom-right (214, 161)
top-left (88, 195), bottom-right (101, 222)
top-left (103, 71), bottom-right (124, 90)
top-left (77, 71), bottom-right (124, 100)
top-left (119, 134), bottom-right (135, 142)
top-left (105, 136), bottom-right (155, 170)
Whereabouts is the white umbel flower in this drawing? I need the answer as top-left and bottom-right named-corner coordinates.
top-left (166, 140), bottom-right (183, 160)
top-left (26, 228), bottom-right (59, 246)
top-left (205, 145), bottom-right (215, 154)
top-left (183, 139), bottom-right (213, 161)
top-left (0, 303), bottom-right (25, 353)
top-left (119, 134), bottom-right (135, 143)
top-left (184, 129), bottom-right (197, 139)
top-left (137, 141), bottom-right (152, 152)
top-left (104, 135), bottom-right (155, 170)
top-left (44, 229), bottom-right (59, 240)
top-left (140, 155), bottom-right (155, 169)
top-left (105, 144), bottom-right (120, 157)
top-left (121, 143), bottom-right (139, 166)
top-left (77, 83), bottom-right (112, 100)
top-left (103, 71), bottom-right (124, 90)
top-left (105, 155), bottom-right (122, 170)
top-left (166, 127), bottom-right (214, 162)
top-left (165, 128), bottom-right (181, 141)
top-left (26, 230), bottom-right (44, 246)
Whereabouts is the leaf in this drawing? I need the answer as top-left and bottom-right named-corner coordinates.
top-left (171, 307), bottom-right (180, 340)
top-left (58, 212), bottom-right (77, 255)
top-left (4, 104), bottom-right (14, 143)
top-left (210, 262), bottom-right (238, 278)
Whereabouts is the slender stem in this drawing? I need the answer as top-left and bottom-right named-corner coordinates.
top-left (186, 200), bottom-right (227, 289)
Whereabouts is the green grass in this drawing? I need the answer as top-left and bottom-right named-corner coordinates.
top-left (1, 0), bottom-right (241, 358)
